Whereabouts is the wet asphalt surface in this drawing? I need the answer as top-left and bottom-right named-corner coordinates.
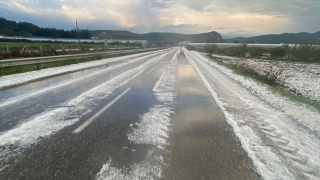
top-left (162, 54), bottom-right (258, 180)
top-left (0, 49), bottom-right (259, 179)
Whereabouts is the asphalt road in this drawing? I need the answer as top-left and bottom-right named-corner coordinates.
top-left (0, 48), bottom-right (259, 179)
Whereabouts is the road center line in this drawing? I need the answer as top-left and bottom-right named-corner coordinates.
top-left (72, 88), bottom-right (131, 134)
top-left (146, 67), bottom-right (156, 74)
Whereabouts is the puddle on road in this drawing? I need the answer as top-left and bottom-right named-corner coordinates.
top-left (177, 65), bottom-right (208, 97)
top-left (162, 53), bottom-right (259, 179)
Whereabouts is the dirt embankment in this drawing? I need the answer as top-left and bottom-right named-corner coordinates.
top-left (211, 54), bottom-right (320, 102)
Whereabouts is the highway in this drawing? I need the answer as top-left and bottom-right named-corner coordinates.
top-left (1, 48), bottom-right (320, 179)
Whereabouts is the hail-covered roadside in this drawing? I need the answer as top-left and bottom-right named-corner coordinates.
top-left (186, 49), bottom-right (320, 179)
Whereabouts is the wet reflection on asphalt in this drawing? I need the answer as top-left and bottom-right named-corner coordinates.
top-left (0, 49), bottom-right (260, 179)
top-left (162, 53), bottom-right (259, 179)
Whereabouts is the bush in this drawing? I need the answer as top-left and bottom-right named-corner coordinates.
top-left (290, 44), bottom-right (320, 62)
top-left (270, 47), bottom-right (286, 58)
top-left (186, 45), bottom-right (196, 51)
top-left (203, 44), bottom-right (218, 54)
top-left (209, 43), bottom-right (250, 57)
top-left (249, 47), bottom-right (264, 58)
top-left (203, 42), bottom-right (319, 63)
top-left (233, 44), bottom-right (248, 57)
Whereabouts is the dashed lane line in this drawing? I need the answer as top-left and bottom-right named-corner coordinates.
top-left (146, 67), bottom-right (156, 74)
top-left (72, 88), bottom-right (131, 134)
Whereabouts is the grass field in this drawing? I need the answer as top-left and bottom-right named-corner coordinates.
top-left (0, 40), bottom-right (146, 60)
top-left (0, 41), bottom-right (105, 52)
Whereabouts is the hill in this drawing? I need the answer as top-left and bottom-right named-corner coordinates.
top-left (0, 17), bottom-right (225, 45)
top-left (226, 32), bottom-right (320, 44)
top-left (0, 17), bottom-right (90, 39)
top-left (91, 30), bottom-right (225, 45)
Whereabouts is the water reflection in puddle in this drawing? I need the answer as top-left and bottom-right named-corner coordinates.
top-left (178, 64), bottom-right (208, 97)
top-left (162, 54), bottom-right (259, 179)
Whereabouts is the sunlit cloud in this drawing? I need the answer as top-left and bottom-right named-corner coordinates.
top-left (0, 0), bottom-right (319, 37)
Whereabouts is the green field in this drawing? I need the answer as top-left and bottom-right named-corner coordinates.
top-left (0, 41), bottom-right (105, 52)
top-left (0, 40), bottom-right (146, 60)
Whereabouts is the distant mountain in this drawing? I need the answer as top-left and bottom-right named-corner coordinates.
top-left (226, 32), bottom-right (320, 44)
top-left (91, 30), bottom-right (225, 45)
top-left (0, 17), bottom-right (225, 45)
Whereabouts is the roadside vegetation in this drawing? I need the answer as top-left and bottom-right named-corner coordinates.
top-left (0, 39), bottom-right (144, 60)
top-left (202, 43), bottom-right (320, 63)
top-left (199, 42), bottom-right (320, 110)
top-left (207, 55), bottom-right (320, 112)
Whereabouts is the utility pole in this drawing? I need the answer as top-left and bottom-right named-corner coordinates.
top-left (76, 20), bottom-right (81, 50)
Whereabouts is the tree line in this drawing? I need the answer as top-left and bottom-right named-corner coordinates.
top-left (0, 18), bottom-right (91, 39)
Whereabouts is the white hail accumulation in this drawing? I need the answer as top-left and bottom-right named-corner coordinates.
top-left (186, 49), bottom-right (320, 180)
top-left (96, 48), bottom-right (180, 180)
top-left (210, 54), bottom-right (320, 102)
top-left (0, 51), bottom-right (171, 173)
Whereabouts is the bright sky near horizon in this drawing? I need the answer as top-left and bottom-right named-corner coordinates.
top-left (0, 0), bottom-right (319, 37)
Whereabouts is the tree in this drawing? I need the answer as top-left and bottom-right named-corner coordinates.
top-left (0, 17), bottom-right (92, 39)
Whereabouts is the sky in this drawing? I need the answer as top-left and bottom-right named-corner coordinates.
top-left (0, 0), bottom-right (319, 38)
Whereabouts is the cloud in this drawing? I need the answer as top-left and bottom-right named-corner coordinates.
top-left (0, 0), bottom-right (319, 36)
top-left (149, 0), bottom-right (172, 9)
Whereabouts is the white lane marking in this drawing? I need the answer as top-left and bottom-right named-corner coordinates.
top-left (96, 48), bottom-right (180, 180)
top-left (72, 50), bottom-right (172, 134)
top-left (146, 67), bottom-right (156, 74)
top-left (0, 50), bottom-right (173, 170)
top-left (72, 88), bottom-right (131, 134)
